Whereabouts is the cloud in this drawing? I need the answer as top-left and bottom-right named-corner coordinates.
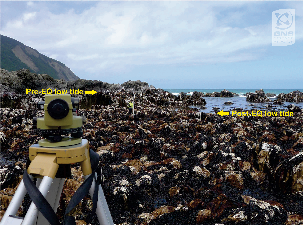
top-left (23, 12), bottom-right (37, 21)
top-left (1, 1), bottom-right (302, 80)
top-left (27, 1), bottom-right (34, 7)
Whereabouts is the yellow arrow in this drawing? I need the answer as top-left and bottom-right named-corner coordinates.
top-left (217, 110), bottom-right (230, 116)
top-left (85, 90), bottom-right (97, 95)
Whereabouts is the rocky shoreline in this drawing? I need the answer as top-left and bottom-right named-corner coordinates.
top-left (2, 69), bottom-right (303, 105)
top-left (0, 69), bottom-right (155, 95)
top-left (1, 86), bottom-right (303, 224)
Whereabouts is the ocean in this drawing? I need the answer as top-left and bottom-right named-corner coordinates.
top-left (164, 89), bottom-right (303, 113)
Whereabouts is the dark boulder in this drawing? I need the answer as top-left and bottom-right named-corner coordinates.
top-left (287, 104), bottom-right (301, 112)
top-left (12, 115), bottom-right (23, 124)
top-left (220, 89), bottom-right (235, 97)
top-left (244, 196), bottom-right (287, 224)
top-left (224, 101), bottom-right (234, 105)
top-left (246, 89), bottom-right (269, 103)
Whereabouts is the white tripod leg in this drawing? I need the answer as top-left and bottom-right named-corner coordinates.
top-left (35, 178), bottom-right (65, 225)
top-left (0, 176), bottom-right (33, 225)
top-left (21, 176), bottom-right (53, 225)
top-left (84, 174), bottom-right (114, 225)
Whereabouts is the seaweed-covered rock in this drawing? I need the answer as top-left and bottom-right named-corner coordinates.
top-left (1, 87), bottom-right (303, 224)
top-left (204, 89), bottom-right (235, 97)
top-left (220, 89), bottom-right (235, 97)
top-left (277, 90), bottom-right (303, 102)
top-left (246, 89), bottom-right (270, 103)
top-left (121, 80), bottom-right (150, 92)
top-left (287, 104), bottom-right (302, 112)
top-left (243, 196), bottom-right (287, 224)
top-left (0, 68), bottom-right (57, 94)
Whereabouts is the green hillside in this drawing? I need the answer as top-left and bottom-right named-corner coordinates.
top-left (1, 35), bottom-right (31, 71)
top-left (0, 35), bottom-right (78, 80)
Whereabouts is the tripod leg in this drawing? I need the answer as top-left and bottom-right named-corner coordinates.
top-left (22, 176), bottom-right (53, 225)
top-left (35, 178), bottom-right (65, 225)
top-left (0, 175), bottom-right (33, 225)
top-left (84, 174), bottom-right (114, 225)
top-left (30, 178), bottom-right (42, 225)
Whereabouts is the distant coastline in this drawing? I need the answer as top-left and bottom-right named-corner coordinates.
top-left (164, 89), bottom-right (303, 96)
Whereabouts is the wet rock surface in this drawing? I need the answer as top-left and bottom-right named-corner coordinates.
top-left (1, 89), bottom-right (303, 224)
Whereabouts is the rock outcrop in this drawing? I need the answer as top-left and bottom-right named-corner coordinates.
top-left (204, 89), bottom-right (236, 97)
top-left (246, 89), bottom-right (270, 103)
top-left (277, 90), bottom-right (303, 103)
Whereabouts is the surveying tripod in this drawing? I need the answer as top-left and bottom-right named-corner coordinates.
top-left (0, 94), bottom-right (114, 225)
top-left (0, 139), bottom-right (114, 225)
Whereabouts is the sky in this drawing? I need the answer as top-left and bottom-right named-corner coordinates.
top-left (1, 1), bottom-right (303, 89)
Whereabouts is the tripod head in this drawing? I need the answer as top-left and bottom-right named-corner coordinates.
top-left (34, 94), bottom-right (83, 146)
top-left (29, 94), bottom-right (90, 176)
